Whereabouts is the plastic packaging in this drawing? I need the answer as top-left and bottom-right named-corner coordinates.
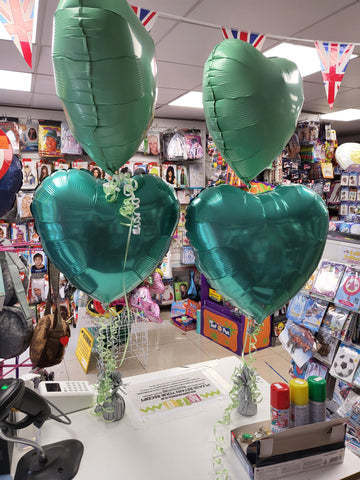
top-left (308, 375), bottom-right (327, 423)
top-left (289, 378), bottom-right (309, 427)
top-left (270, 382), bottom-right (290, 433)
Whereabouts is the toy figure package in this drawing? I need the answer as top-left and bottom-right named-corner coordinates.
top-left (302, 266), bottom-right (320, 293)
top-left (162, 163), bottom-right (177, 187)
top-left (147, 162), bottom-right (161, 176)
top-left (322, 305), bottom-right (350, 338)
top-left (10, 223), bottom-right (28, 243)
top-left (61, 122), bottom-right (83, 155)
top-left (19, 120), bottom-right (39, 151)
top-left (311, 261), bottom-right (346, 300)
top-left (334, 266), bottom-right (360, 311)
top-left (163, 132), bottom-right (187, 160)
top-left (38, 121), bottom-right (61, 157)
top-left (305, 358), bottom-right (328, 379)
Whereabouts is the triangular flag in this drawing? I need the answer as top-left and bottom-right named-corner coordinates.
top-left (0, 0), bottom-right (35, 68)
top-left (131, 5), bottom-right (158, 32)
top-left (221, 28), bottom-right (266, 51)
top-left (314, 41), bottom-right (354, 109)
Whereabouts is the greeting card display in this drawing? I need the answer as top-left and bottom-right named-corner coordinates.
top-left (61, 122), bottom-right (83, 155)
top-left (17, 192), bottom-right (34, 218)
top-left (38, 121), bottom-right (61, 157)
top-left (22, 159), bottom-right (38, 190)
top-left (322, 305), bottom-right (350, 339)
top-left (311, 261), bottom-right (346, 300)
top-left (19, 120), bottom-right (38, 151)
top-left (334, 266), bottom-right (360, 312)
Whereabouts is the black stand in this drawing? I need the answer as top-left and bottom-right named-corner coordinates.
top-left (15, 439), bottom-right (83, 480)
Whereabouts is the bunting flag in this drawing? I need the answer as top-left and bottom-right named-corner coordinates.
top-left (0, 0), bottom-right (35, 68)
top-left (131, 5), bottom-right (158, 32)
top-left (314, 41), bottom-right (355, 109)
top-left (221, 28), bottom-right (266, 51)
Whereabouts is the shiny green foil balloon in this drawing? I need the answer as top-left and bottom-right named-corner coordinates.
top-left (31, 170), bottom-right (179, 304)
top-left (203, 40), bottom-right (304, 184)
top-left (186, 184), bottom-right (329, 324)
top-left (52, 0), bottom-right (157, 174)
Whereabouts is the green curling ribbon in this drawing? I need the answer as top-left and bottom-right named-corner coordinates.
top-left (212, 317), bottom-right (263, 478)
top-left (103, 174), bottom-right (140, 231)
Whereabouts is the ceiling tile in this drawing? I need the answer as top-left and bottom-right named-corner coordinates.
top-left (0, 90), bottom-right (33, 108)
top-left (33, 74), bottom-right (57, 95)
top-left (157, 61), bottom-right (203, 90)
top-left (155, 104), bottom-right (205, 121)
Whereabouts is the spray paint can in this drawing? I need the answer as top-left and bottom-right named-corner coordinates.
top-left (289, 378), bottom-right (309, 427)
top-left (308, 376), bottom-right (327, 423)
top-left (270, 382), bottom-right (290, 433)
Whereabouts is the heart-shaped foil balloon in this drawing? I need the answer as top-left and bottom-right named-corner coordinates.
top-left (52, 0), bottom-right (157, 174)
top-left (186, 184), bottom-right (328, 323)
top-left (203, 40), bottom-right (304, 184)
top-left (31, 170), bottom-right (179, 304)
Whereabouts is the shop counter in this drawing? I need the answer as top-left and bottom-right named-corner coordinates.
top-left (11, 356), bottom-right (360, 480)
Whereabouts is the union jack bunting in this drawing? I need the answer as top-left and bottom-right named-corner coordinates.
top-left (131, 5), bottom-right (158, 32)
top-left (0, 0), bottom-right (35, 68)
top-left (221, 28), bottom-right (266, 51)
top-left (314, 41), bottom-right (355, 109)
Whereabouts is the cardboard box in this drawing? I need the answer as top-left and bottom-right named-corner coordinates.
top-left (171, 316), bottom-right (196, 331)
top-left (171, 299), bottom-right (199, 320)
top-left (231, 418), bottom-right (346, 480)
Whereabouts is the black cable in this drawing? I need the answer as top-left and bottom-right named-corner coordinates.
top-left (43, 397), bottom-right (72, 425)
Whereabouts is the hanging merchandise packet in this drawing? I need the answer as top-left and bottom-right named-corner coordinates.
top-left (334, 265), bottom-right (360, 312)
top-left (311, 261), bottom-right (346, 300)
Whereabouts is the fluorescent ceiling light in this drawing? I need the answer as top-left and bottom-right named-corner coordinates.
top-left (264, 42), bottom-right (356, 78)
top-left (321, 109), bottom-right (360, 121)
top-left (169, 91), bottom-right (203, 108)
top-left (0, 70), bottom-right (32, 91)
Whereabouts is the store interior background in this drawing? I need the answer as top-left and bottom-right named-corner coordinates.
top-left (1, 0), bottom-right (360, 383)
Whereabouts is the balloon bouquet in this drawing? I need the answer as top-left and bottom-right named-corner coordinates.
top-left (187, 39), bottom-right (329, 475)
top-left (30, 0), bottom-right (179, 422)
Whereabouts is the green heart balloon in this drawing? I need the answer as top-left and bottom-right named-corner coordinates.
top-left (31, 170), bottom-right (179, 304)
top-left (203, 40), bottom-right (304, 184)
top-left (186, 184), bottom-right (328, 324)
top-left (52, 0), bottom-right (157, 174)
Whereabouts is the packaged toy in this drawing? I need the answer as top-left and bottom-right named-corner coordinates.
top-left (311, 261), bottom-right (346, 300)
top-left (334, 266), bottom-right (360, 311)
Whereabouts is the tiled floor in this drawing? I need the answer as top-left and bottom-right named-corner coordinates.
top-left (45, 308), bottom-right (292, 386)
